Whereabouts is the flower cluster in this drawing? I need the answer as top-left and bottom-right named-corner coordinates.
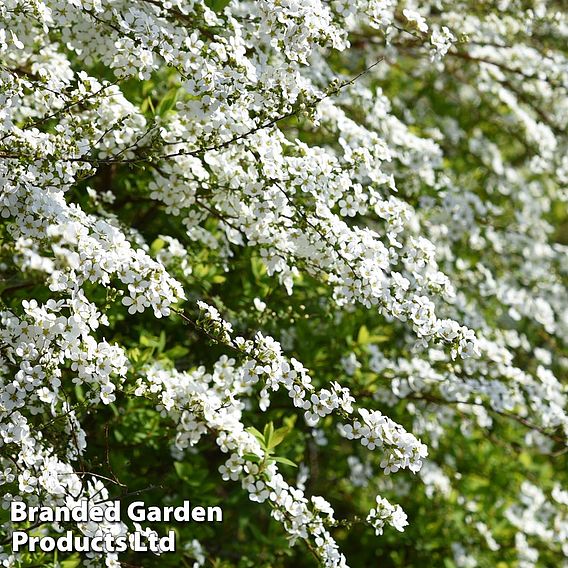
top-left (366, 496), bottom-right (408, 536)
top-left (135, 361), bottom-right (356, 567)
top-left (1, 0), bottom-right (567, 565)
top-left (195, 302), bottom-right (428, 475)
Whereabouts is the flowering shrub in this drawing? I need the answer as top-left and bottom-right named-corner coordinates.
top-left (0, 0), bottom-right (567, 566)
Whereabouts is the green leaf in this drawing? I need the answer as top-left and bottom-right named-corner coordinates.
top-left (174, 461), bottom-right (191, 481)
top-left (150, 237), bottom-right (165, 255)
top-left (369, 334), bottom-right (390, 343)
top-left (283, 415), bottom-right (297, 430)
top-left (158, 330), bottom-right (166, 352)
top-left (267, 426), bottom-right (289, 450)
top-left (246, 426), bottom-right (264, 440)
top-left (156, 88), bottom-right (179, 116)
top-left (205, 0), bottom-right (231, 12)
top-left (60, 555), bottom-right (82, 568)
top-left (270, 456), bottom-right (297, 468)
top-left (519, 452), bottom-right (532, 468)
top-left (140, 334), bottom-right (156, 347)
top-left (146, 96), bottom-right (156, 115)
top-left (263, 422), bottom-right (274, 449)
top-left (74, 384), bottom-right (85, 402)
top-left (164, 345), bottom-right (189, 359)
top-left (243, 453), bottom-right (261, 463)
top-left (250, 256), bottom-right (266, 282)
top-left (357, 325), bottom-right (370, 344)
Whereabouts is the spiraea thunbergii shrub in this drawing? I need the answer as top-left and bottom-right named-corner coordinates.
top-left (0, 0), bottom-right (567, 566)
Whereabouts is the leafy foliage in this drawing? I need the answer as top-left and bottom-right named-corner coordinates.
top-left (0, 1), bottom-right (567, 567)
